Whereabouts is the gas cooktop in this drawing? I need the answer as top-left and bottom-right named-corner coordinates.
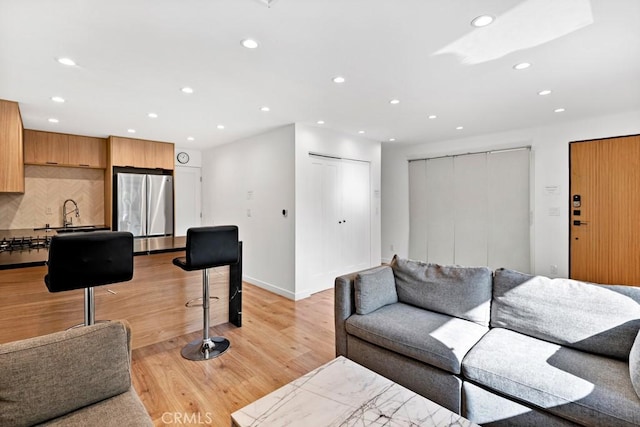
top-left (0, 235), bottom-right (52, 253)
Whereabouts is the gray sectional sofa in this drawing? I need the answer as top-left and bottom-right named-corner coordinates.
top-left (335, 256), bottom-right (640, 426)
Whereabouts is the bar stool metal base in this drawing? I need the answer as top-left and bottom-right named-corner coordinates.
top-left (181, 335), bottom-right (230, 361)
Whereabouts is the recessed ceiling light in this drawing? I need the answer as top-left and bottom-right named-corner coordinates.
top-left (389, 138), bottom-right (396, 142)
top-left (187, 136), bottom-right (195, 141)
top-left (428, 115), bottom-right (437, 119)
top-left (217, 124), bottom-right (225, 130)
top-left (48, 118), bottom-right (59, 123)
top-left (181, 87), bottom-right (194, 94)
top-left (127, 129), bottom-right (136, 133)
top-left (241, 39), bottom-right (259, 49)
top-left (147, 113), bottom-right (158, 118)
top-left (554, 108), bottom-right (566, 113)
top-left (358, 130), bottom-right (365, 134)
top-left (317, 120), bottom-right (325, 125)
top-left (471, 15), bottom-right (494, 28)
top-left (456, 126), bottom-right (464, 130)
top-left (57, 57), bottom-right (76, 66)
top-left (51, 96), bottom-right (65, 103)
top-left (513, 62), bottom-right (531, 70)
top-left (538, 89), bottom-right (552, 96)
top-left (260, 106), bottom-right (270, 112)
top-left (389, 99), bottom-right (400, 105)
top-left (333, 76), bottom-right (346, 84)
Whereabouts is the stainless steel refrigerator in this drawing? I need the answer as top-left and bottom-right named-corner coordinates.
top-left (115, 173), bottom-right (174, 237)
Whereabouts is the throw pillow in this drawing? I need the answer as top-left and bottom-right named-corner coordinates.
top-left (355, 266), bottom-right (398, 315)
top-left (630, 329), bottom-right (640, 398)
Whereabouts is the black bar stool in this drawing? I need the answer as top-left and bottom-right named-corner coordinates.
top-left (44, 231), bottom-right (134, 326)
top-left (173, 225), bottom-right (239, 361)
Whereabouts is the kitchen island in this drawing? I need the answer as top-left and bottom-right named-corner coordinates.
top-left (0, 228), bottom-right (191, 269)
top-left (0, 230), bottom-right (242, 348)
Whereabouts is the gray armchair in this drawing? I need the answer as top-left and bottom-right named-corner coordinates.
top-left (0, 320), bottom-right (152, 426)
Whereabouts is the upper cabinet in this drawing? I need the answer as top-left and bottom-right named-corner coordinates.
top-left (109, 136), bottom-right (174, 170)
top-left (24, 130), bottom-right (106, 168)
top-left (0, 99), bottom-right (25, 193)
top-left (68, 135), bottom-right (107, 168)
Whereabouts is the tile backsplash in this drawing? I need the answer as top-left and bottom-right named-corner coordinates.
top-left (0, 166), bottom-right (104, 230)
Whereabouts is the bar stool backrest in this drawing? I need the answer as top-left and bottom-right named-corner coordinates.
top-left (45, 231), bottom-right (134, 292)
top-left (185, 226), bottom-right (239, 270)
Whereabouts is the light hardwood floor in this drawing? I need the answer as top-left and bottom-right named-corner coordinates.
top-left (131, 283), bottom-right (335, 427)
top-left (0, 254), bottom-right (336, 426)
top-left (0, 252), bottom-right (229, 349)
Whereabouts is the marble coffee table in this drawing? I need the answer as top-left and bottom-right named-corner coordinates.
top-left (231, 356), bottom-right (478, 426)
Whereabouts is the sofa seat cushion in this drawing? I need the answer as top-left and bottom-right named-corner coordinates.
top-left (462, 328), bottom-right (640, 426)
top-left (345, 302), bottom-right (488, 374)
top-left (41, 388), bottom-right (153, 426)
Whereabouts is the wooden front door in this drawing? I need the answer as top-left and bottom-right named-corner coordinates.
top-left (569, 135), bottom-right (640, 286)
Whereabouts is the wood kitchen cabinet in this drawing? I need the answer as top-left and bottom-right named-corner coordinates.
top-left (109, 136), bottom-right (174, 170)
top-left (24, 130), bottom-right (106, 168)
top-left (68, 135), bottom-right (107, 167)
top-left (151, 141), bottom-right (175, 170)
top-left (0, 99), bottom-right (24, 193)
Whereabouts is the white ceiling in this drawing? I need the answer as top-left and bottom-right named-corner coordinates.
top-left (1, 0), bottom-right (639, 150)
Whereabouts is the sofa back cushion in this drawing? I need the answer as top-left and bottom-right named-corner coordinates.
top-left (492, 268), bottom-right (640, 360)
top-left (0, 321), bottom-right (132, 427)
top-left (390, 256), bottom-right (493, 327)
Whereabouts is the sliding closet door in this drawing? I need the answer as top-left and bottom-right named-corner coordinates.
top-left (408, 160), bottom-right (428, 261)
top-left (454, 153), bottom-right (488, 266)
top-left (409, 148), bottom-right (530, 272)
top-left (425, 157), bottom-right (455, 264)
top-left (488, 149), bottom-right (530, 272)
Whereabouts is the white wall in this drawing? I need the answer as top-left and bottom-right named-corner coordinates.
top-left (173, 147), bottom-right (202, 168)
top-left (382, 109), bottom-right (640, 278)
top-left (202, 125), bottom-right (296, 296)
top-left (295, 124), bottom-right (382, 298)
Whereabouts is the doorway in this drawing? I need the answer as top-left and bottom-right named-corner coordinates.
top-left (569, 134), bottom-right (640, 286)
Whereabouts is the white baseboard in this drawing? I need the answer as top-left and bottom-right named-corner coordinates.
top-left (243, 275), bottom-right (302, 300)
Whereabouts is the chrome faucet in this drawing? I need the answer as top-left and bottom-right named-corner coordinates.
top-left (62, 199), bottom-right (79, 227)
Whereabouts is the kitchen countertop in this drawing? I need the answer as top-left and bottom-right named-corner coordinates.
top-left (0, 228), bottom-right (186, 270)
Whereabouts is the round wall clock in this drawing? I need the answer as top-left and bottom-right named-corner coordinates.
top-left (177, 151), bottom-right (190, 164)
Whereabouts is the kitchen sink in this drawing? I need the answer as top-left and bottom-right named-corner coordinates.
top-left (55, 226), bottom-right (110, 234)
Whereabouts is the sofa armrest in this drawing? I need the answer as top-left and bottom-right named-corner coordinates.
top-left (335, 266), bottom-right (392, 357)
top-left (335, 272), bottom-right (358, 357)
top-left (0, 320), bottom-right (134, 427)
